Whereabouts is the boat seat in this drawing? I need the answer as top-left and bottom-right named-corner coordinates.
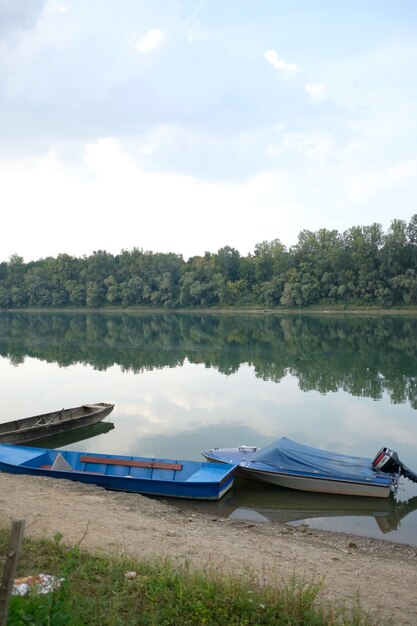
top-left (79, 456), bottom-right (182, 470)
top-left (50, 453), bottom-right (72, 471)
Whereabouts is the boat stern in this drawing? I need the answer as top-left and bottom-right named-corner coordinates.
top-left (186, 462), bottom-right (237, 499)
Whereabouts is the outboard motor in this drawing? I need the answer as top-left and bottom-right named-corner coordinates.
top-left (373, 447), bottom-right (417, 484)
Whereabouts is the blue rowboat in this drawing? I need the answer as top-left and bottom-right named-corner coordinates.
top-left (202, 437), bottom-right (417, 498)
top-left (0, 444), bottom-right (236, 500)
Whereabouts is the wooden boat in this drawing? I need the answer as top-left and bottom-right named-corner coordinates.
top-left (0, 403), bottom-right (114, 445)
top-left (202, 437), bottom-right (417, 498)
top-left (0, 444), bottom-right (237, 500)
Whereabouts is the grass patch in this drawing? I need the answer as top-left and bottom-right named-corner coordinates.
top-left (1, 527), bottom-right (383, 626)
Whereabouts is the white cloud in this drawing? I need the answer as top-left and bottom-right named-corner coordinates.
top-left (2, 133), bottom-right (417, 265)
top-left (264, 49), bottom-right (299, 74)
top-left (45, 2), bottom-right (68, 15)
top-left (342, 160), bottom-right (417, 203)
top-left (388, 160), bottom-right (417, 182)
top-left (305, 81), bottom-right (324, 102)
top-left (0, 139), bottom-right (300, 261)
top-left (136, 125), bottom-right (180, 156)
top-left (135, 28), bottom-right (165, 53)
top-left (282, 130), bottom-right (335, 163)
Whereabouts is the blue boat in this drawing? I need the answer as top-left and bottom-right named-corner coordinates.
top-left (0, 444), bottom-right (236, 500)
top-left (202, 437), bottom-right (417, 498)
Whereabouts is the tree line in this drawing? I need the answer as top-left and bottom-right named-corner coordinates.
top-left (1, 216), bottom-right (417, 309)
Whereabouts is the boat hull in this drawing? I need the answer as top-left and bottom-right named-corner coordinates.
top-left (0, 403), bottom-right (114, 444)
top-left (231, 465), bottom-right (392, 498)
top-left (0, 445), bottom-right (236, 501)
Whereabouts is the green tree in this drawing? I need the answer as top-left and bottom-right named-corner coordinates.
top-left (86, 281), bottom-right (106, 307)
top-left (215, 246), bottom-right (241, 282)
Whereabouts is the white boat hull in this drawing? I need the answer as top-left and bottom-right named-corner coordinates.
top-left (235, 466), bottom-right (392, 498)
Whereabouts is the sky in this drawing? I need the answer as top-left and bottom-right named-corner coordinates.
top-left (1, 0), bottom-right (417, 263)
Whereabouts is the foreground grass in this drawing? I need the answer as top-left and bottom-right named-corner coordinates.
top-left (0, 528), bottom-right (382, 626)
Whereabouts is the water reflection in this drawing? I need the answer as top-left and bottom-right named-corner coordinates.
top-left (181, 478), bottom-right (417, 542)
top-left (32, 421), bottom-right (115, 449)
top-left (0, 311), bottom-right (417, 407)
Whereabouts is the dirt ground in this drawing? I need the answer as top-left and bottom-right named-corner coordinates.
top-left (1, 473), bottom-right (416, 625)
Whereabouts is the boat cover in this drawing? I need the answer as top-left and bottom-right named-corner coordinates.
top-left (252, 437), bottom-right (376, 479)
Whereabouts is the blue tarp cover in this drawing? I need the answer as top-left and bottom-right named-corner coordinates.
top-left (252, 437), bottom-right (375, 479)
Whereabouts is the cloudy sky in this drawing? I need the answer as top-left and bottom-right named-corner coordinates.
top-left (1, 0), bottom-right (417, 262)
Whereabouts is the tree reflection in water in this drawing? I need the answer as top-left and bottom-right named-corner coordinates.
top-left (1, 311), bottom-right (416, 407)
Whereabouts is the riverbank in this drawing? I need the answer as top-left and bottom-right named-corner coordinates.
top-left (3, 305), bottom-right (417, 314)
top-left (1, 473), bottom-right (416, 625)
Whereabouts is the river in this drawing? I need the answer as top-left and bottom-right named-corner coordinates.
top-left (1, 310), bottom-right (416, 545)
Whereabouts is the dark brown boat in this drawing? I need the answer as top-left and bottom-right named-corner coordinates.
top-left (0, 403), bottom-right (114, 445)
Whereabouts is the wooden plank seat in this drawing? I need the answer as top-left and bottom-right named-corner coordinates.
top-left (79, 456), bottom-right (183, 471)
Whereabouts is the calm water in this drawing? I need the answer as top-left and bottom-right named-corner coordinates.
top-left (1, 311), bottom-right (417, 545)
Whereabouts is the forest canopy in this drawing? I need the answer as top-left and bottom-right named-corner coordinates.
top-left (1, 216), bottom-right (417, 309)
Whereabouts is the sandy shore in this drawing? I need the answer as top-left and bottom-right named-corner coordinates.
top-left (1, 472), bottom-right (417, 625)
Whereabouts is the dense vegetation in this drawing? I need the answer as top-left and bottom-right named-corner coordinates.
top-left (1, 216), bottom-right (417, 309)
top-left (1, 311), bottom-right (416, 407)
top-left (1, 527), bottom-right (377, 626)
